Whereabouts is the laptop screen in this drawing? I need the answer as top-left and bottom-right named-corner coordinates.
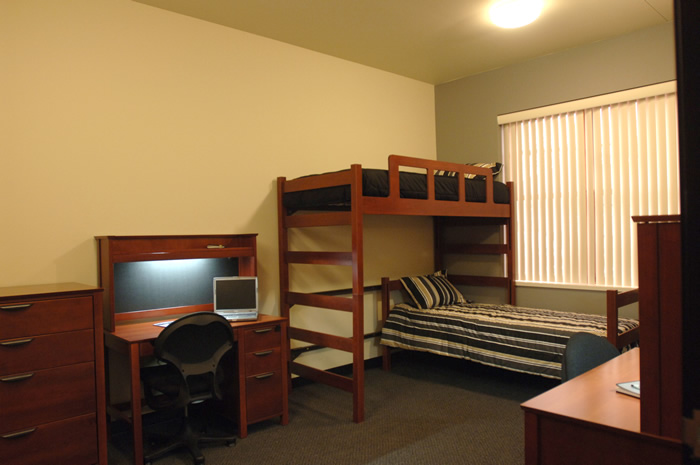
top-left (213, 276), bottom-right (258, 314)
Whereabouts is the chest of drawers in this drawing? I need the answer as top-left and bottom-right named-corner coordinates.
top-left (0, 284), bottom-right (106, 465)
top-left (222, 318), bottom-right (288, 437)
top-left (242, 323), bottom-right (286, 425)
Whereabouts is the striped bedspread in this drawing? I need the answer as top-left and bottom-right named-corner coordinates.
top-left (380, 302), bottom-right (639, 379)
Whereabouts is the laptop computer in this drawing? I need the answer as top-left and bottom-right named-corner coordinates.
top-left (213, 276), bottom-right (259, 321)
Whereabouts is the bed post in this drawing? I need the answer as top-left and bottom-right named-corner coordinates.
top-left (350, 164), bottom-right (365, 423)
top-left (381, 277), bottom-right (392, 371)
top-left (276, 176), bottom-right (292, 391)
top-left (434, 217), bottom-right (444, 272)
top-left (506, 182), bottom-right (516, 305)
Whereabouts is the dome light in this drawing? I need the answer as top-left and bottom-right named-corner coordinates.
top-left (489, 0), bottom-right (544, 29)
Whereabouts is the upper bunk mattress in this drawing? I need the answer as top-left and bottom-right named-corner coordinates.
top-left (380, 302), bottom-right (639, 380)
top-left (283, 168), bottom-right (510, 211)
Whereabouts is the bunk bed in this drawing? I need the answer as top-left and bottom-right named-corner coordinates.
top-left (277, 154), bottom-right (514, 423)
top-left (379, 275), bottom-right (640, 379)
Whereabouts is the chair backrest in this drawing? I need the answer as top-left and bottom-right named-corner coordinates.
top-left (153, 312), bottom-right (234, 404)
top-left (561, 332), bottom-right (620, 382)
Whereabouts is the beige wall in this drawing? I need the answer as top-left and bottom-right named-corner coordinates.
top-left (434, 22), bottom-right (676, 315)
top-left (2, 0), bottom-right (436, 291)
top-left (2, 0), bottom-right (437, 368)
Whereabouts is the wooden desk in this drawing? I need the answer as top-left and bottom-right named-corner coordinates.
top-left (104, 314), bottom-right (288, 465)
top-left (521, 349), bottom-right (682, 465)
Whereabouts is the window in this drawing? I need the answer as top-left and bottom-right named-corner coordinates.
top-left (499, 82), bottom-right (679, 288)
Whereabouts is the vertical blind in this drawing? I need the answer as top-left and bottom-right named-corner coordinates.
top-left (499, 82), bottom-right (679, 288)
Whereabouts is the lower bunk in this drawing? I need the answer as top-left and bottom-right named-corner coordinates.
top-left (379, 274), bottom-right (640, 380)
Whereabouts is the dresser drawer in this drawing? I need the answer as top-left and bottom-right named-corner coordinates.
top-left (244, 325), bottom-right (282, 352)
top-left (0, 362), bottom-right (96, 434)
top-left (245, 347), bottom-right (282, 375)
top-left (0, 296), bottom-right (93, 339)
top-left (0, 413), bottom-right (98, 465)
top-left (0, 329), bottom-right (95, 376)
top-left (246, 370), bottom-right (284, 423)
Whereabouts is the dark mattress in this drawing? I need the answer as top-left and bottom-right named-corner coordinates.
top-left (283, 169), bottom-right (510, 211)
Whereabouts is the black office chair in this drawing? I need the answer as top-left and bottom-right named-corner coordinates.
top-left (561, 332), bottom-right (620, 383)
top-left (141, 312), bottom-right (237, 465)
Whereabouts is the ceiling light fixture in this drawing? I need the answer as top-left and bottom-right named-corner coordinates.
top-left (489, 0), bottom-right (544, 29)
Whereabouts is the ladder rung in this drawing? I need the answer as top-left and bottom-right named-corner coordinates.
top-left (286, 251), bottom-right (353, 266)
top-left (286, 211), bottom-right (352, 228)
top-left (443, 243), bottom-right (508, 254)
top-left (290, 362), bottom-right (354, 393)
top-left (288, 292), bottom-right (354, 312)
top-left (289, 327), bottom-right (353, 352)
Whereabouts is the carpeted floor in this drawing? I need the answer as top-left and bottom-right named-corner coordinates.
top-left (108, 351), bottom-right (557, 465)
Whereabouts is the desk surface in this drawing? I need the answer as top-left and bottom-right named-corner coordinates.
top-left (521, 348), bottom-right (640, 432)
top-left (109, 313), bottom-right (284, 343)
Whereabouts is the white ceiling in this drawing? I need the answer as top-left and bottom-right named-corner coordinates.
top-left (134, 0), bottom-right (673, 85)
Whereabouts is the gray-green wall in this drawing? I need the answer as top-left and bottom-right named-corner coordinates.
top-left (434, 22), bottom-right (676, 316)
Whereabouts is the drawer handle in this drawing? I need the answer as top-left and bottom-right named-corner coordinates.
top-left (1, 373), bottom-right (35, 383)
top-left (207, 244), bottom-right (225, 249)
top-left (0, 303), bottom-right (33, 311)
top-left (255, 372), bottom-right (274, 380)
top-left (254, 328), bottom-right (273, 334)
top-left (0, 338), bottom-right (34, 347)
top-left (2, 428), bottom-right (37, 439)
top-left (253, 350), bottom-right (273, 357)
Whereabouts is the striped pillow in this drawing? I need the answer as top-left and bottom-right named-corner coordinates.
top-left (399, 271), bottom-right (466, 309)
top-left (435, 162), bottom-right (502, 180)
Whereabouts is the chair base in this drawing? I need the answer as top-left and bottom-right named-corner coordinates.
top-left (144, 418), bottom-right (236, 465)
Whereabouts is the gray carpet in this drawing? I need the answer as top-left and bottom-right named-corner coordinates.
top-left (108, 352), bottom-right (557, 465)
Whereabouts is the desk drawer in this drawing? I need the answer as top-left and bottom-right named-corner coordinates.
top-left (0, 362), bottom-right (96, 434)
top-left (0, 413), bottom-right (98, 465)
top-left (244, 325), bottom-right (282, 352)
top-left (0, 296), bottom-right (93, 339)
top-left (0, 329), bottom-right (95, 376)
top-left (245, 347), bottom-right (281, 375)
top-left (246, 370), bottom-right (283, 423)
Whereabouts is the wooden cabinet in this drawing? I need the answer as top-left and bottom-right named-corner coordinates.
top-left (241, 323), bottom-right (287, 426)
top-left (96, 234), bottom-right (257, 331)
top-left (223, 319), bottom-right (289, 437)
top-left (633, 215), bottom-right (683, 440)
top-left (0, 283), bottom-right (106, 465)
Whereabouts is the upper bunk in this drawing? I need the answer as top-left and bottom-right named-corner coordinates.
top-left (278, 154), bottom-right (512, 219)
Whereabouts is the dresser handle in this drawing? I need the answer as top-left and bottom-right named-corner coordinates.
top-left (0, 303), bottom-right (32, 311)
top-left (254, 372), bottom-right (274, 380)
top-left (253, 350), bottom-right (273, 357)
top-left (2, 428), bottom-right (37, 439)
top-left (207, 244), bottom-right (225, 249)
top-left (1, 373), bottom-right (35, 382)
top-left (254, 328), bottom-right (273, 334)
top-left (0, 338), bottom-right (33, 347)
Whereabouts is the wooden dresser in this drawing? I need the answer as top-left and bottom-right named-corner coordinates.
top-left (0, 283), bottom-right (107, 465)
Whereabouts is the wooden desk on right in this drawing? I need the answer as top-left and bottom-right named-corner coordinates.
top-left (521, 349), bottom-right (683, 465)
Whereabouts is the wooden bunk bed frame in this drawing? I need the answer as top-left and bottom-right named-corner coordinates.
top-left (276, 155), bottom-right (514, 423)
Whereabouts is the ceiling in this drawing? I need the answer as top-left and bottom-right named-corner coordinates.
top-left (134, 0), bottom-right (673, 85)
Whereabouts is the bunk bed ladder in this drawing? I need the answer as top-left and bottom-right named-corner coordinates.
top-left (277, 166), bottom-right (366, 423)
